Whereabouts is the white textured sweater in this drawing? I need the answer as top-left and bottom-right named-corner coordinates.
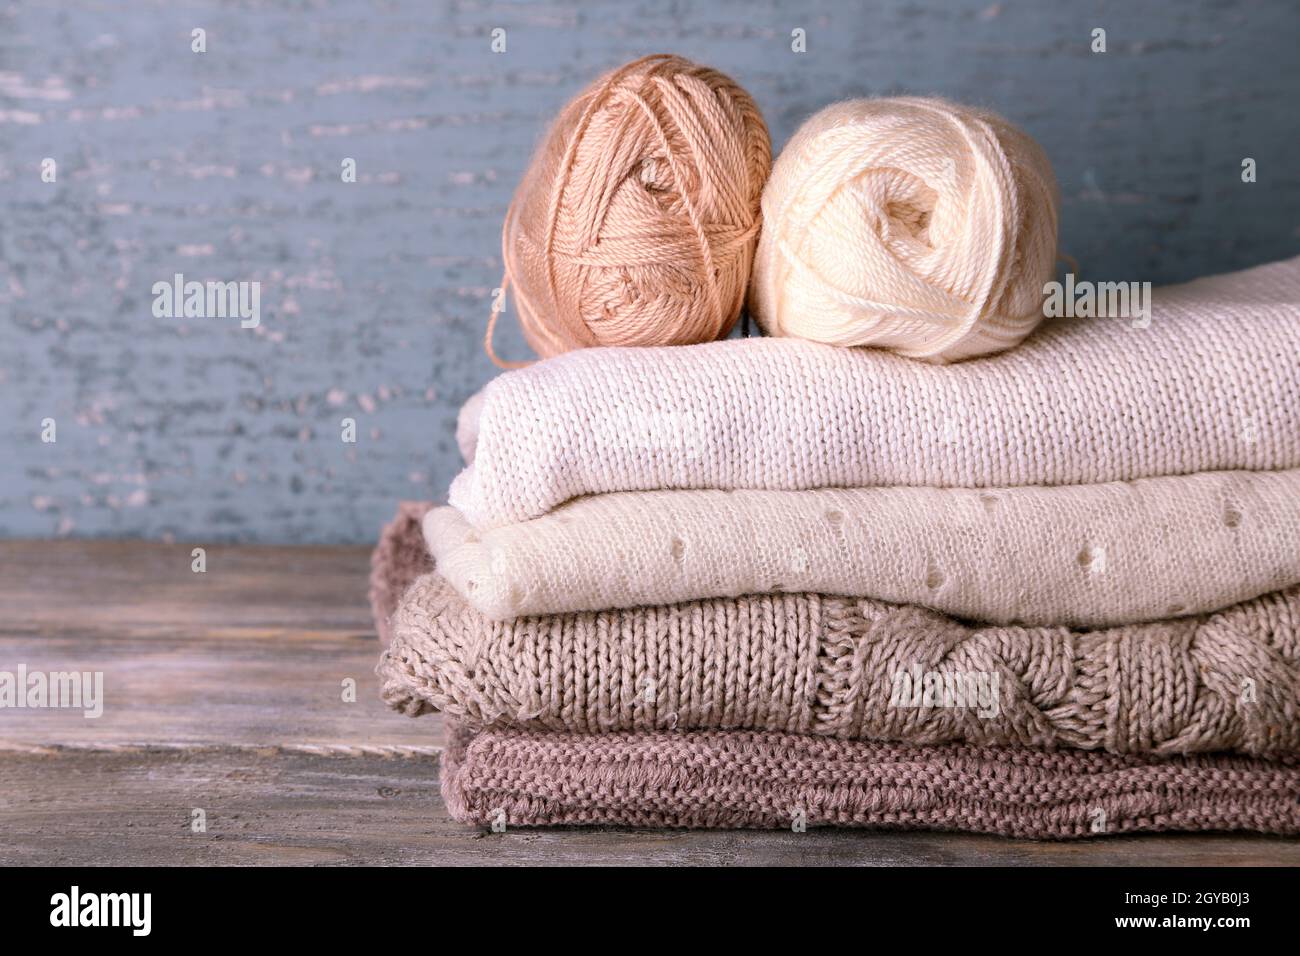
top-left (449, 256), bottom-right (1300, 529)
top-left (427, 468), bottom-right (1300, 624)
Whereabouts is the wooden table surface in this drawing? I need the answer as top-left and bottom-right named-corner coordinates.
top-left (2, 540), bottom-right (1297, 866)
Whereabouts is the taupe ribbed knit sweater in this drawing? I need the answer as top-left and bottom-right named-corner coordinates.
top-left (443, 727), bottom-right (1300, 836)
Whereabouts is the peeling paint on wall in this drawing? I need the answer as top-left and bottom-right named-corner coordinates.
top-left (2, 0), bottom-right (1298, 543)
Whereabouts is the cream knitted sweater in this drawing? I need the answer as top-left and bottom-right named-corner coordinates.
top-left (427, 468), bottom-right (1300, 625)
top-left (449, 256), bottom-right (1300, 528)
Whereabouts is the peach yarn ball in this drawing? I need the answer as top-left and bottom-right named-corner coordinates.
top-left (749, 97), bottom-right (1060, 363)
top-left (489, 54), bottom-right (771, 367)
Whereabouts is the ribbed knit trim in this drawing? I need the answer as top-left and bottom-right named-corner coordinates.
top-left (440, 727), bottom-right (1300, 836)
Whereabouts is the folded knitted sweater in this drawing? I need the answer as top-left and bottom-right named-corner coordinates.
top-left (427, 468), bottom-right (1300, 625)
top-left (379, 571), bottom-right (1300, 756)
top-left (441, 727), bottom-right (1300, 836)
top-left (450, 256), bottom-right (1300, 528)
top-left (369, 515), bottom-right (1300, 836)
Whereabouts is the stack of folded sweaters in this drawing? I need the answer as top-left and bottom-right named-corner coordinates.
top-left (372, 256), bottom-right (1300, 838)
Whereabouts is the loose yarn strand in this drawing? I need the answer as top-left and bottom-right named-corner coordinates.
top-left (1058, 251), bottom-right (1081, 281)
top-left (484, 273), bottom-right (533, 370)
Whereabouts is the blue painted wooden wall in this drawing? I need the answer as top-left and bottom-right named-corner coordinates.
top-left (2, 0), bottom-right (1297, 543)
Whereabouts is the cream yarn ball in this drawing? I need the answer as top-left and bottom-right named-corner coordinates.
top-left (488, 54), bottom-right (771, 367)
top-left (749, 97), bottom-right (1060, 362)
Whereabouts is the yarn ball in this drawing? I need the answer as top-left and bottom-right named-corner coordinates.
top-left (749, 97), bottom-right (1060, 363)
top-left (492, 54), bottom-right (771, 365)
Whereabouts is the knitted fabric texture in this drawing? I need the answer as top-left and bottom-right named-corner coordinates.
top-left (749, 98), bottom-right (1059, 362)
top-left (441, 727), bottom-right (1300, 836)
top-left (368, 501), bottom-right (435, 646)
top-left (491, 53), bottom-right (771, 365)
top-left (451, 255), bottom-right (1300, 528)
top-left (379, 572), bottom-right (1300, 756)
top-left (427, 469), bottom-right (1300, 625)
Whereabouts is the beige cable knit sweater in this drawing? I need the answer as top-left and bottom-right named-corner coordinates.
top-left (450, 256), bottom-right (1300, 528)
top-left (379, 572), bottom-right (1300, 756)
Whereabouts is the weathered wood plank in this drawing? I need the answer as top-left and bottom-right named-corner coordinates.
top-left (5, 748), bottom-right (1298, 866)
top-left (0, 539), bottom-right (373, 631)
top-left (0, 540), bottom-right (445, 750)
